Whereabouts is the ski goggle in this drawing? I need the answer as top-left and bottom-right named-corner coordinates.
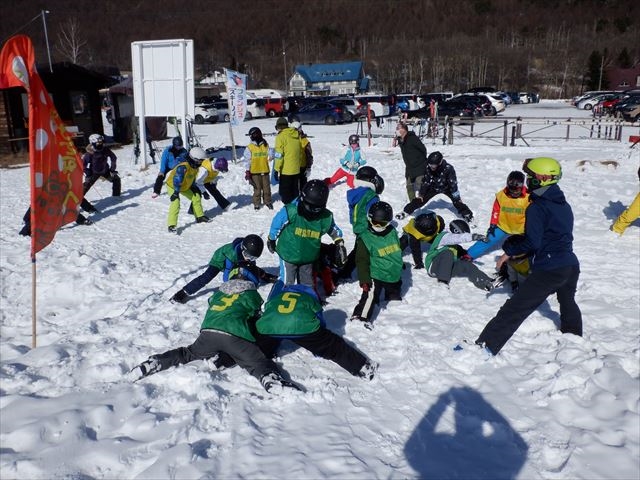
top-left (241, 245), bottom-right (259, 261)
top-left (369, 219), bottom-right (390, 232)
top-left (303, 202), bottom-right (324, 214)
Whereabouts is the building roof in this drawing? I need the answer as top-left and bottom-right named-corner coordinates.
top-left (294, 61), bottom-right (363, 83)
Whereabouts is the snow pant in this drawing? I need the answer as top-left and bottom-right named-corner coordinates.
top-left (427, 249), bottom-right (493, 290)
top-left (150, 329), bottom-right (278, 381)
top-left (280, 260), bottom-right (314, 287)
top-left (611, 192), bottom-right (640, 234)
top-left (167, 186), bottom-right (204, 227)
top-left (326, 168), bottom-right (355, 188)
top-left (405, 174), bottom-right (426, 201)
top-left (279, 173), bottom-right (300, 204)
top-left (204, 182), bottom-right (230, 210)
top-left (399, 233), bottom-right (424, 268)
top-left (84, 172), bottom-right (121, 197)
top-left (352, 278), bottom-right (402, 322)
top-left (299, 168), bottom-right (309, 190)
top-left (404, 187), bottom-right (472, 219)
top-left (152, 174), bottom-right (165, 196)
top-left (279, 327), bottom-right (367, 376)
top-left (466, 227), bottom-right (509, 259)
top-left (250, 173), bottom-right (272, 208)
top-left (476, 264), bottom-right (582, 355)
top-left (19, 207), bottom-right (89, 236)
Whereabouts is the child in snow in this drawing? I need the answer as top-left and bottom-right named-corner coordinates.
top-left (495, 245), bottom-right (531, 293)
top-left (193, 156), bottom-right (233, 213)
top-left (324, 134), bottom-right (366, 188)
top-left (243, 127), bottom-right (274, 210)
top-left (171, 234), bottom-right (277, 304)
top-left (466, 171), bottom-right (529, 260)
top-left (398, 211), bottom-right (445, 269)
top-left (132, 266), bottom-right (298, 393)
top-left (610, 167), bottom-right (640, 236)
top-left (153, 136), bottom-right (187, 198)
top-left (82, 133), bottom-right (121, 200)
top-left (423, 219), bottom-right (499, 291)
top-left (256, 283), bottom-right (377, 380)
top-left (290, 121), bottom-right (313, 190)
top-left (351, 201), bottom-right (404, 328)
top-left (267, 180), bottom-right (347, 286)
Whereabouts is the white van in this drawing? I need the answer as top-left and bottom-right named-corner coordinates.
top-left (355, 94), bottom-right (391, 118)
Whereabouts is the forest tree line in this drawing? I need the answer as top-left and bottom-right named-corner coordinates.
top-left (1, 0), bottom-right (639, 97)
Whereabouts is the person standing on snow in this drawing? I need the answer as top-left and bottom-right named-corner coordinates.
top-left (152, 136), bottom-right (187, 198)
top-left (82, 133), bottom-right (121, 204)
top-left (273, 117), bottom-right (302, 204)
top-left (289, 121), bottom-right (313, 191)
top-left (243, 126), bottom-right (274, 210)
top-left (165, 146), bottom-right (211, 232)
top-left (395, 122), bottom-right (427, 201)
top-left (193, 156), bottom-right (233, 213)
top-left (171, 234), bottom-right (277, 304)
top-left (610, 166), bottom-right (640, 236)
top-left (324, 134), bottom-right (366, 189)
top-left (475, 157), bottom-right (583, 355)
top-left (396, 151), bottom-right (473, 223)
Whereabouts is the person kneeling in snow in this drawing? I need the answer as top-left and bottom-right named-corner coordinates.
top-left (132, 266), bottom-right (298, 393)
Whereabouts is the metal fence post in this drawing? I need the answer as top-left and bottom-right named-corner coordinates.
top-left (566, 118), bottom-right (571, 141)
top-left (448, 119), bottom-right (454, 145)
top-left (510, 125), bottom-right (516, 146)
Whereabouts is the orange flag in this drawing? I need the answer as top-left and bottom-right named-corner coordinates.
top-left (0, 35), bottom-right (84, 257)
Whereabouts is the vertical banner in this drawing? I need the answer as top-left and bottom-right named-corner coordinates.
top-left (225, 69), bottom-right (247, 127)
top-left (0, 35), bottom-right (84, 257)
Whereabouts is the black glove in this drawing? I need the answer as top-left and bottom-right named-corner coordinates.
top-left (190, 184), bottom-right (202, 196)
top-left (472, 233), bottom-right (488, 242)
top-left (202, 190), bottom-right (210, 200)
top-left (334, 239), bottom-right (347, 268)
top-left (171, 289), bottom-right (189, 304)
top-left (395, 211), bottom-right (407, 220)
top-left (414, 262), bottom-right (424, 270)
top-left (262, 272), bottom-right (279, 283)
top-left (273, 171), bottom-right (279, 182)
top-left (170, 192), bottom-right (180, 202)
top-left (110, 170), bottom-right (118, 175)
top-left (487, 224), bottom-right (497, 237)
top-left (267, 238), bottom-right (277, 254)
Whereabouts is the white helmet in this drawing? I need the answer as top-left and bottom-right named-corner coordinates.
top-left (89, 133), bottom-right (104, 145)
top-left (189, 146), bottom-right (207, 161)
top-left (289, 121), bottom-right (301, 130)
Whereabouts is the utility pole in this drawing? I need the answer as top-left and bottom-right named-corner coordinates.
top-left (282, 40), bottom-right (287, 93)
top-left (41, 10), bottom-right (52, 72)
top-left (597, 53), bottom-right (604, 91)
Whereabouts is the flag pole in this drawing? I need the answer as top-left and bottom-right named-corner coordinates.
top-left (223, 69), bottom-right (238, 163)
top-left (31, 257), bottom-right (37, 348)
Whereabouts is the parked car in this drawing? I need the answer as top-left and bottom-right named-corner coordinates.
top-left (354, 95), bottom-right (392, 118)
top-left (327, 97), bottom-right (360, 117)
top-left (621, 103), bottom-right (640, 122)
top-left (395, 94), bottom-right (421, 112)
top-left (288, 101), bottom-right (352, 125)
top-left (577, 93), bottom-right (618, 110)
top-left (407, 100), bottom-right (480, 121)
top-left (612, 96), bottom-right (640, 118)
top-left (571, 90), bottom-right (612, 106)
top-left (452, 94), bottom-right (496, 116)
top-left (209, 100), bottom-right (253, 122)
top-left (193, 104), bottom-right (218, 124)
top-left (264, 97), bottom-right (287, 117)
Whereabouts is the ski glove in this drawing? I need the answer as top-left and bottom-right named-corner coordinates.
top-left (361, 283), bottom-right (371, 292)
top-left (202, 190), bottom-right (210, 200)
top-left (414, 262), bottom-right (424, 270)
top-left (487, 224), bottom-right (497, 237)
top-left (334, 239), bottom-right (347, 267)
top-left (395, 211), bottom-right (407, 220)
top-left (267, 238), bottom-right (277, 254)
top-left (472, 233), bottom-right (488, 242)
top-left (170, 192), bottom-right (180, 202)
top-left (245, 170), bottom-right (252, 181)
top-left (451, 190), bottom-right (461, 201)
top-left (171, 289), bottom-right (189, 304)
top-left (261, 272), bottom-right (279, 283)
top-left (190, 184), bottom-right (202, 196)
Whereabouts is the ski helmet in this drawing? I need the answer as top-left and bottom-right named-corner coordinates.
top-left (249, 127), bottom-right (263, 142)
top-left (289, 121), bottom-right (301, 130)
top-left (414, 211), bottom-right (444, 237)
top-left (172, 136), bottom-right (184, 149)
top-left (300, 179), bottom-right (329, 215)
top-left (275, 117), bottom-right (289, 130)
top-left (188, 146), bottom-right (207, 168)
top-left (214, 157), bottom-right (228, 172)
top-left (89, 133), bottom-right (104, 150)
top-left (523, 157), bottom-right (562, 190)
top-left (506, 170), bottom-right (525, 197)
top-left (355, 166), bottom-right (378, 181)
top-left (449, 219), bottom-right (470, 234)
top-left (367, 201), bottom-right (393, 232)
top-left (348, 134), bottom-right (360, 145)
top-left (241, 234), bottom-right (264, 260)
top-left (427, 151), bottom-right (443, 169)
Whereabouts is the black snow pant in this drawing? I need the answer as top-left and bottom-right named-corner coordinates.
top-left (352, 278), bottom-right (402, 322)
top-left (151, 329), bottom-right (278, 381)
top-left (188, 183), bottom-right (231, 215)
top-left (84, 172), bottom-right (121, 197)
top-left (404, 187), bottom-right (472, 219)
top-left (428, 249), bottom-right (493, 289)
top-left (19, 207), bottom-right (89, 236)
top-left (278, 173), bottom-right (300, 205)
top-left (476, 265), bottom-right (582, 355)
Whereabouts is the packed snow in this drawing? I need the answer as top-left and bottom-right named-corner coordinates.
top-left (1, 101), bottom-right (639, 479)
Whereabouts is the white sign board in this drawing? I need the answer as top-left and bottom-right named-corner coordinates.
top-left (131, 39), bottom-right (194, 116)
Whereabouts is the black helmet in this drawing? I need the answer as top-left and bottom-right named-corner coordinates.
top-left (249, 127), bottom-right (263, 142)
top-left (371, 174), bottom-right (385, 194)
top-left (172, 136), bottom-right (183, 149)
top-left (368, 201), bottom-right (393, 232)
top-left (428, 151), bottom-right (444, 169)
top-left (301, 179), bottom-right (329, 209)
top-left (449, 219), bottom-right (470, 234)
top-left (414, 211), bottom-right (444, 237)
top-left (241, 234), bottom-right (264, 260)
top-left (506, 170), bottom-right (525, 197)
top-left (348, 134), bottom-right (360, 145)
top-left (355, 166), bottom-right (378, 181)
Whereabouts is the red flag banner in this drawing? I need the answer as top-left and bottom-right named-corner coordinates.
top-left (0, 35), bottom-right (84, 256)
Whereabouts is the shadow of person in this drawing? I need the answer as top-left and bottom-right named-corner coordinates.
top-left (603, 200), bottom-right (626, 222)
top-left (405, 386), bottom-right (528, 479)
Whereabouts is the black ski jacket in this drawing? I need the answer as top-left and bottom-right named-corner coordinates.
top-left (398, 131), bottom-right (427, 179)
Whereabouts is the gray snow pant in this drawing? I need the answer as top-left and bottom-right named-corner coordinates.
top-left (428, 249), bottom-right (493, 289)
top-left (151, 329), bottom-right (277, 380)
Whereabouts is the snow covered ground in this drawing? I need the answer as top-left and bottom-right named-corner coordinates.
top-left (1, 100), bottom-right (639, 479)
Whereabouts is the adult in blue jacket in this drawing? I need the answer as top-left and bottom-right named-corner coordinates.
top-left (475, 157), bottom-right (582, 355)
